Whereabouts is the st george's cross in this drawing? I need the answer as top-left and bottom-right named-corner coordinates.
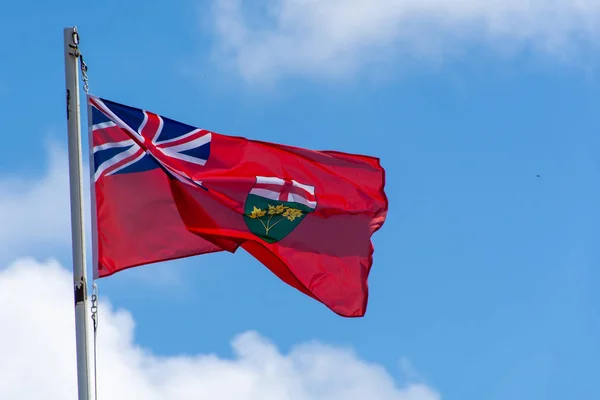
top-left (89, 95), bottom-right (211, 186)
top-left (250, 176), bottom-right (317, 208)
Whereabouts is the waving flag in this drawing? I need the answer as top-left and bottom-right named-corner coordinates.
top-left (89, 95), bottom-right (388, 317)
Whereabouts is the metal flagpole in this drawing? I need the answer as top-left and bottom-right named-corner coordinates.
top-left (63, 26), bottom-right (93, 400)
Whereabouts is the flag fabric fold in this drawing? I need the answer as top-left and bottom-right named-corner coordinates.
top-left (88, 94), bottom-right (388, 317)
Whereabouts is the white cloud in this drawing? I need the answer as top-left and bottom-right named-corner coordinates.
top-left (0, 258), bottom-right (440, 400)
top-left (210, 0), bottom-right (600, 83)
top-left (0, 143), bottom-right (86, 262)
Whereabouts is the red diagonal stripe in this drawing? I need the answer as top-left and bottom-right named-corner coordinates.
top-left (140, 112), bottom-right (162, 142)
top-left (93, 125), bottom-right (130, 147)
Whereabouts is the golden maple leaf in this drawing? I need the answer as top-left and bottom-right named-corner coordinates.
top-left (275, 204), bottom-right (285, 214)
top-left (268, 204), bottom-right (286, 215)
top-left (283, 207), bottom-right (303, 221)
top-left (249, 206), bottom-right (266, 219)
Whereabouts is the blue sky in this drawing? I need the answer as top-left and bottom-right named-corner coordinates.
top-left (1, 1), bottom-right (600, 399)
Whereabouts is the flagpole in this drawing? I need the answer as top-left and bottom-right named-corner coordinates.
top-left (64, 26), bottom-right (92, 400)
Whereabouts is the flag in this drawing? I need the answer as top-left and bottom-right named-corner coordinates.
top-left (88, 95), bottom-right (388, 317)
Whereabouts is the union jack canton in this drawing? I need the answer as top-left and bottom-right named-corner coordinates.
top-left (89, 95), bottom-right (211, 188)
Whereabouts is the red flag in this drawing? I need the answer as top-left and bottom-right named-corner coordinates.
top-left (89, 95), bottom-right (388, 317)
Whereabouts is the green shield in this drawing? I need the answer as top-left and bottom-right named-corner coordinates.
top-left (243, 194), bottom-right (314, 243)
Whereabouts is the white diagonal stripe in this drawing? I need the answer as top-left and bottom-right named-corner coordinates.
top-left (159, 133), bottom-right (211, 166)
top-left (156, 129), bottom-right (205, 146)
top-left (94, 143), bottom-right (141, 181)
top-left (162, 132), bottom-right (211, 153)
top-left (90, 97), bottom-right (145, 143)
top-left (93, 139), bottom-right (135, 153)
top-left (92, 121), bottom-right (116, 130)
top-left (105, 149), bottom-right (146, 177)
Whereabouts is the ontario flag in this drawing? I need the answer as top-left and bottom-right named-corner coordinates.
top-left (88, 95), bottom-right (388, 317)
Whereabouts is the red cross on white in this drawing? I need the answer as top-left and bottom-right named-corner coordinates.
top-left (251, 176), bottom-right (317, 209)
